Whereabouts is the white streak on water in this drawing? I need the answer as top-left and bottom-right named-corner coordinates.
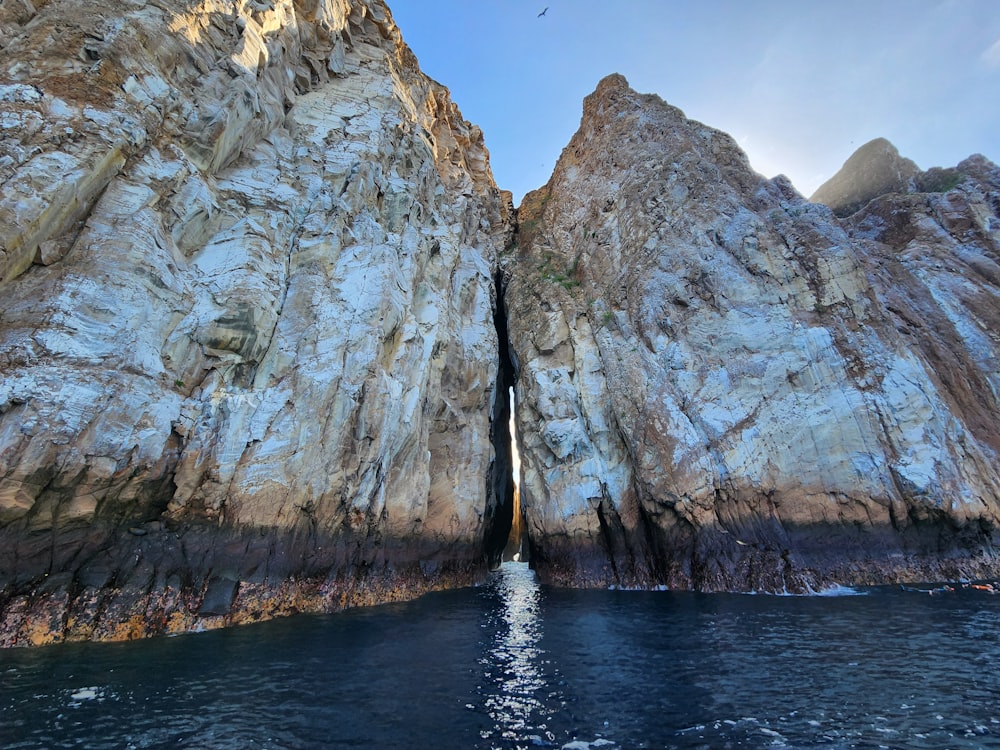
top-left (480, 562), bottom-right (553, 746)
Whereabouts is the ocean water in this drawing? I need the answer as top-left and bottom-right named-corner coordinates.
top-left (2, 562), bottom-right (1000, 749)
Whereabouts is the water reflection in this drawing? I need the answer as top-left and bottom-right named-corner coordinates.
top-left (478, 562), bottom-right (558, 749)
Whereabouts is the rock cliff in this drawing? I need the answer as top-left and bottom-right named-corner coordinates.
top-left (508, 74), bottom-right (1000, 592)
top-left (0, 0), bottom-right (512, 645)
top-left (3, 3), bottom-right (1000, 647)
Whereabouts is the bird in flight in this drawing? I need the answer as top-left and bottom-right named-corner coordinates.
top-left (538, 7), bottom-right (548, 16)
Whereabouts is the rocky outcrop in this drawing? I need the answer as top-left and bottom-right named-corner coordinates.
top-left (812, 136), bottom-right (974, 218)
top-left (810, 137), bottom-right (920, 217)
top-left (0, 0), bottom-right (512, 645)
top-left (507, 74), bottom-right (1000, 592)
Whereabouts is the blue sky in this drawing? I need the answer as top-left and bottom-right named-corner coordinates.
top-left (389, 0), bottom-right (1000, 206)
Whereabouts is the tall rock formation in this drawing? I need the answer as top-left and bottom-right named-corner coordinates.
top-left (508, 74), bottom-right (1000, 591)
top-left (0, 0), bottom-right (512, 645)
top-left (3, 1), bottom-right (1000, 647)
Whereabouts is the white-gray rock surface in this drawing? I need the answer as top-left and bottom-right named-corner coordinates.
top-left (508, 75), bottom-right (1000, 591)
top-left (0, 0), bottom-right (512, 645)
top-left (3, 5), bottom-right (1000, 646)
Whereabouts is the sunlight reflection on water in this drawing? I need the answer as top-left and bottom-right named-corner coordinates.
top-left (479, 562), bottom-right (560, 749)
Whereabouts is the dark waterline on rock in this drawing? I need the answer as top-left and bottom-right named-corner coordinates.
top-left (3, 563), bottom-right (1000, 749)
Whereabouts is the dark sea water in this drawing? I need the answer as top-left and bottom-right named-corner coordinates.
top-left (3, 562), bottom-right (1000, 749)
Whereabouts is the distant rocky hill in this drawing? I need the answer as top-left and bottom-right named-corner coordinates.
top-left (1, 0), bottom-right (999, 646)
top-left (810, 136), bottom-right (976, 218)
top-left (810, 137), bottom-right (921, 216)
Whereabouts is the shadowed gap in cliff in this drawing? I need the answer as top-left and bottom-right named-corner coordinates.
top-left (504, 386), bottom-right (528, 562)
top-left (485, 268), bottom-right (521, 568)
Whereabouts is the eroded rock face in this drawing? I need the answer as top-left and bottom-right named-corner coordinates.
top-left (0, 0), bottom-right (512, 645)
top-left (508, 74), bottom-right (1000, 592)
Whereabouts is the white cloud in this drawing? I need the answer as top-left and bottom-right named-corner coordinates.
top-left (982, 36), bottom-right (1000, 67)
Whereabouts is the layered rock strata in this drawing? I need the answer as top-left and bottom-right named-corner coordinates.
top-left (0, 0), bottom-right (512, 645)
top-left (508, 74), bottom-right (1000, 592)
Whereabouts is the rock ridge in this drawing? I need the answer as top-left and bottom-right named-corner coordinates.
top-left (810, 136), bottom-right (983, 218)
top-left (810, 137), bottom-right (920, 217)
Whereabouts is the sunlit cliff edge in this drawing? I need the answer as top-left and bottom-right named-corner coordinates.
top-left (2, 1), bottom-right (1000, 648)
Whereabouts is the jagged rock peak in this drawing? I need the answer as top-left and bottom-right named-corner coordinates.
top-left (579, 75), bottom-right (756, 187)
top-left (811, 137), bottom-right (920, 217)
top-left (520, 74), bottom-right (762, 227)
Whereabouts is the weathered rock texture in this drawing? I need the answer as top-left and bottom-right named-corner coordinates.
top-left (508, 74), bottom-right (1000, 592)
top-left (810, 137), bottom-right (920, 217)
top-left (0, 0), bottom-right (512, 645)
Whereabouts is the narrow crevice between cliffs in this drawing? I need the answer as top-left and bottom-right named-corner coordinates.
top-left (484, 267), bottom-right (518, 569)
